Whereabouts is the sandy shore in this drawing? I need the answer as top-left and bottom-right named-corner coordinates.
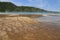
top-left (0, 14), bottom-right (43, 18)
top-left (0, 15), bottom-right (60, 40)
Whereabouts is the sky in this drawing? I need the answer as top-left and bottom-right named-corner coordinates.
top-left (0, 0), bottom-right (60, 12)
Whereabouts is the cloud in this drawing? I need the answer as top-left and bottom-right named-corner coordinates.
top-left (27, 0), bottom-right (48, 8)
top-left (0, 0), bottom-right (11, 2)
top-left (15, 2), bottom-right (24, 6)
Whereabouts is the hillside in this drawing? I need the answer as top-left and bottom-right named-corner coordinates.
top-left (0, 2), bottom-right (16, 12)
top-left (14, 6), bottom-right (46, 12)
top-left (0, 2), bottom-right (46, 12)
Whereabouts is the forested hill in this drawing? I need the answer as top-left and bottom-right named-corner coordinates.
top-left (0, 2), bottom-right (46, 12)
top-left (0, 2), bottom-right (17, 12)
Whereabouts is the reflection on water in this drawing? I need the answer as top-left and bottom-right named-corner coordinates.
top-left (35, 15), bottom-right (60, 23)
top-left (35, 15), bottom-right (60, 28)
top-left (0, 12), bottom-right (60, 23)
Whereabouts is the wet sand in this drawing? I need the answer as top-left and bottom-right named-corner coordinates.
top-left (0, 15), bottom-right (60, 40)
top-left (35, 15), bottom-right (60, 27)
top-left (0, 14), bottom-right (43, 18)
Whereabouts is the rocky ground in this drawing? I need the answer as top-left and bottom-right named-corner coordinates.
top-left (0, 16), bottom-right (60, 40)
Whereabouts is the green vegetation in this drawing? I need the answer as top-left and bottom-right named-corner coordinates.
top-left (14, 6), bottom-right (46, 12)
top-left (0, 2), bottom-right (16, 12)
top-left (0, 2), bottom-right (46, 12)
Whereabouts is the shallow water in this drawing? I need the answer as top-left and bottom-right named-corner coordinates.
top-left (35, 15), bottom-right (60, 25)
top-left (0, 12), bottom-right (60, 40)
top-left (0, 12), bottom-right (60, 23)
top-left (36, 16), bottom-right (60, 22)
top-left (0, 12), bottom-right (60, 14)
top-left (34, 15), bottom-right (60, 28)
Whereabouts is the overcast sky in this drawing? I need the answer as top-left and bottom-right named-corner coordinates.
top-left (0, 0), bottom-right (60, 11)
